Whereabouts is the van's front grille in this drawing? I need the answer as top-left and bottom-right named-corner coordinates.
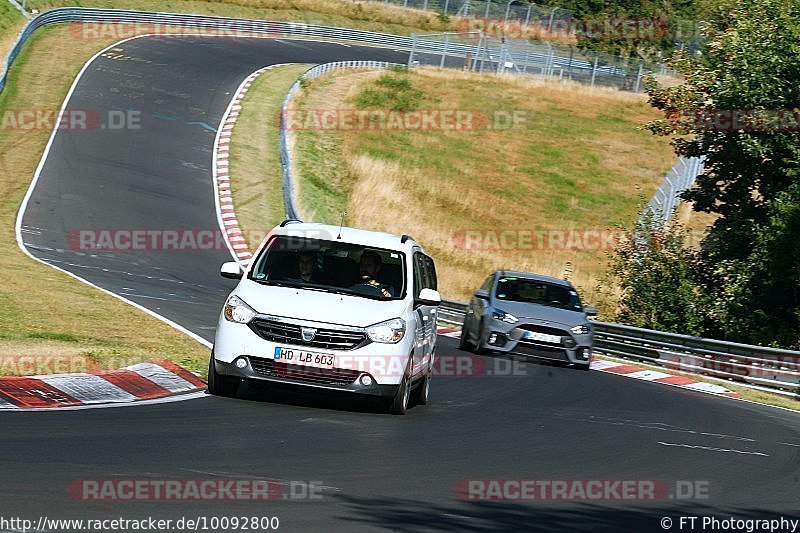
top-left (248, 318), bottom-right (368, 351)
top-left (248, 358), bottom-right (360, 387)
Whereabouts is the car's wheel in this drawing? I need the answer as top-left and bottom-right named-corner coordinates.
top-left (574, 363), bottom-right (591, 371)
top-left (459, 318), bottom-right (476, 351)
top-left (207, 353), bottom-right (240, 397)
top-left (413, 369), bottom-right (431, 406)
top-left (471, 318), bottom-right (488, 355)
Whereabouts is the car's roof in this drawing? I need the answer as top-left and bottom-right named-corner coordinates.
top-left (494, 270), bottom-right (572, 287)
top-left (271, 221), bottom-right (416, 251)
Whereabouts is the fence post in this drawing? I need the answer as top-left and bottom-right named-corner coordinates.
top-left (484, 0), bottom-right (491, 19)
top-left (444, 0), bottom-right (451, 14)
top-left (408, 34), bottom-right (418, 67)
top-left (440, 33), bottom-right (450, 68)
top-left (566, 45), bottom-right (573, 80)
top-left (590, 53), bottom-right (599, 88)
top-left (634, 61), bottom-right (643, 93)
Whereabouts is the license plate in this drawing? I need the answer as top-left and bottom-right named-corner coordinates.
top-left (273, 347), bottom-right (336, 369)
top-left (524, 331), bottom-right (561, 344)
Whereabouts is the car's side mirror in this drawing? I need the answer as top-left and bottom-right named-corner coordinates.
top-left (220, 261), bottom-right (243, 280)
top-left (584, 305), bottom-right (598, 317)
top-left (474, 289), bottom-right (490, 300)
top-left (417, 288), bottom-right (442, 307)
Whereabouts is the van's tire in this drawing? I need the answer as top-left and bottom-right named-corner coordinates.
top-left (207, 353), bottom-right (240, 397)
top-left (413, 370), bottom-right (431, 406)
top-left (389, 357), bottom-right (413, 415)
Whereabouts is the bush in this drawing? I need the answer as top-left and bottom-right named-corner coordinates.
top-left (609, 216), bottom-right (710, 336)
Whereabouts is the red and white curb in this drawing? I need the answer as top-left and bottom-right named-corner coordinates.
top-left (436, 327), bottom-right (739, 398)
top-left (0, 359), bottom-right (206, 410)
top-left (213, 64), bottom-right (294, 268)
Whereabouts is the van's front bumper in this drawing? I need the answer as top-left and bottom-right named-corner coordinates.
top-left (213, 359), bottom-right (401, 398)
top-left (213, 315), bottom-right (413, 390)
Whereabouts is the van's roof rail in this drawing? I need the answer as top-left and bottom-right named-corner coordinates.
top-left (279, 219), bottom-right (303, 227)
top-left (400, 234), bottom-right (413, 243)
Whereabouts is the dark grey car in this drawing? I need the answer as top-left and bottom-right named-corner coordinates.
top-left (459, 271), bottom-right (596, 370)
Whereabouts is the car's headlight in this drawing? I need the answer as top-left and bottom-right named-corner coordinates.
top-left (366, 318), bottom-right (406, 344)
top-left (223, 295), bottom-right (257, 323)
top-left (570, 323), bottom-right (592, 335)
top-left (492, 310), bottom-right (518, 324)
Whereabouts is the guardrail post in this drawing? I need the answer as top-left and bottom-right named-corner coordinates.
top-left (590, 53), bottom-right (599, 88)
top-left (634, 61), bottom-right (643, 93)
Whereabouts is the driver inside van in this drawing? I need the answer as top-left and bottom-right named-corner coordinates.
top-left (358, 250), bottom-right (393, 298)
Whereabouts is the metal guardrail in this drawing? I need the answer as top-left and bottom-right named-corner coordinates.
top-left (437, 298), bottom-right (799, 395)
top-left (1, 7), bottom-right (666, 95)
top-left (641, 156), bottom-right (705, 225)
top-left (279, 60), bottom-right (403, 219)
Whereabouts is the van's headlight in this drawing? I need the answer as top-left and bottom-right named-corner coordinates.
top-left (224, 295), bottom-right (257, 323)
top-left (570, 323), bottom-right (592, 335)
top-left (366, 318), bottom-right (406, 344)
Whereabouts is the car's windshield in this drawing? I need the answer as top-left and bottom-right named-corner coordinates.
top-left (248, 235), bottom-right (405, 300)
top-left (495, 276), bottom-right (582, 311)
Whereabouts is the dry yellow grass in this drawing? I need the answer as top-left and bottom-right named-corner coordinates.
top-left (675, 199), bottom-right (718, 250)
top-left (0, 25), bottom-right (209, 375)
top-left (291, 67), bottom-right (675, 313)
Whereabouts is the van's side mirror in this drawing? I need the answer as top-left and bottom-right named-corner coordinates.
top-left (220, 261), bottom-right (243, 280)
top-left (417, 288), bottom-right (442, 306)
top-left (474, 289), bottom-right (490, 300)
top-left (584, 306), bottom-right (598, 317)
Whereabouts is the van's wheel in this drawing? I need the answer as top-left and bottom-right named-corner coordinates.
top-left (413, 369), bottom-right (431, 406)
top-left (389, 358), bottom-right (412, 415)
top-left (207, 353), bottom-right (240, 397)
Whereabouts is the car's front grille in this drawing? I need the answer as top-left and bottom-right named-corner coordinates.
top-left (248, 358), bottom-right (361, 387)
top-left (513, 343), bottom-right (569, 361)
top-left (518, 324), bottom-right (570, 337)
top-left (248, 318), bottom-right (368, 351)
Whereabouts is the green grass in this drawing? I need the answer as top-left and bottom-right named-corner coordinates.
top-left (228, 63), bottom-right (312, 246)
top-left (289, 67), bottom-right (675, 311)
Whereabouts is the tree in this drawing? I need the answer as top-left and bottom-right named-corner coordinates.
top-left (644, 0), bottom-right (800, 347)
top-left (609, 217), bottom-right (709, 336)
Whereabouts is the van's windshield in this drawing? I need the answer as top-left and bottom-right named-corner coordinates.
top-left (248, 236), bottom-right (406, 301)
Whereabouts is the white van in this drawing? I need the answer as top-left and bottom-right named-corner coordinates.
top-left (209, 221), bottom-right (441, 414)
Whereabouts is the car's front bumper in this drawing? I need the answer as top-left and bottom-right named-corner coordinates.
top-left (480, 320), bottom-right (593, 365)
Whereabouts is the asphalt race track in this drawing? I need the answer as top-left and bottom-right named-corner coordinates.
top-left (7, 37), bottom-right (800, 532)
